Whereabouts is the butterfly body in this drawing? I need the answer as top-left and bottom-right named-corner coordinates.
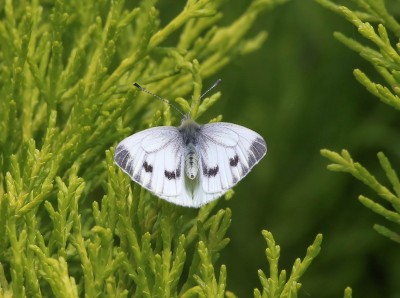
top-left (185, 145), bottom-right (199, 180)
top-left (179, 118), bottom-right (201, 180)
top-left (114, 115), bottom-right (267, 208)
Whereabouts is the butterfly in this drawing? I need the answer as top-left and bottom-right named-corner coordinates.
top-left (114, 81), bottom-right (267, 207)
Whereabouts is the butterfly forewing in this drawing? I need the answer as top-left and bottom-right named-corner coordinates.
top-left (114, 126), bottom-right (185, 198)
top-left (198, 122), bottom-right (267, 200)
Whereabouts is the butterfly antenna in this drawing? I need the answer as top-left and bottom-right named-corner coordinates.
top-left (133, 83), bottom-right (185, 117)
top-left (199, 78), bottom-right (222, 100)
top-left (187, 79), bottom-right (221, 118)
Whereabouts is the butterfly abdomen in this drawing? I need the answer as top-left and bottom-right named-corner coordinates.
top-left (179, 119), bottom-right (201, 180)
top-left (185, 147), bottom-right (199, 180)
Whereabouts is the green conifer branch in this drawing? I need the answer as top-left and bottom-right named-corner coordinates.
top-left (254, 230), bottom-right (322, 298)
top-left (321, 149), bottom-right (400, 210)
top-left (343, 287), bottom-right (353, 298)
top-left (29, 246), bottom-right (79, 298)
top-left (373, 224), bottom-right (400, 244)
top-left (0, 0), bottom-right (295, 296)
top-left (321, 149), bottom-right (400, 225)
top-left (315, 0), bottom-right (400, 110)
top-left (317, 0), bottom-right (400, 250)
top-left (321, 150), bottom-right (400, 240)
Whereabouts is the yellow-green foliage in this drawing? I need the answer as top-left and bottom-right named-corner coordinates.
top-left (317, 0), bottom-right (400, 244)
top-left (0, 0), bottom-right (324, 296)
top-left (254, 231), bottom-right (322, 298)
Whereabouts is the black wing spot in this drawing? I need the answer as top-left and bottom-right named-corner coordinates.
top-left (208, 166), bottom-right (219, 177)
top-left (201, 160), bottom-right (219, 177)
top-left (143, 161), bottom-right (153, 173)
top-left (165, 170), bottom-right (176, 180)
top-left (165, 167), bottom-right (181, 180)
top-left (204, 166), bottom-right (219, 177)
top-left (229, 155), bottom-right (239, 167)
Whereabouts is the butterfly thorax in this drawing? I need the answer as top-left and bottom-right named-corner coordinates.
top-left (179, 118), bottom-right (201, 180)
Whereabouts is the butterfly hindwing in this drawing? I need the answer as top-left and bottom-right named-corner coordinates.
top-left (114, 126), bottom-right (185, 199)
top-left (198, 122), bottom-right (267, 200)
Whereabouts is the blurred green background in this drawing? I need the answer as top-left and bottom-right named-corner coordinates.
top-left (159, 0), bottom-right (400, 297)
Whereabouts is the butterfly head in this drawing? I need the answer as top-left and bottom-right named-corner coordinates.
top-left (179, 115), bottom-right (200, 130)
top-left (180, 113), bottom-right (194, 124)
top-left (133, 79), bottom-right (222, 122)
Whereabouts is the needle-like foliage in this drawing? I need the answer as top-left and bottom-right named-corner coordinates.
top-left (0, 0), bottom-right (325, 296)
top-left (254, 231), bottom-right (323, 298)
top-left (314, 1), bottom-right (400, 296)
top-left (316, 0), bottom-right (400, 242)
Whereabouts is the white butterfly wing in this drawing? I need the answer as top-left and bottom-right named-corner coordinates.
top-left (195, 122), bottom-right (267, 205)
top-left (114, 127), bottom-right (185, 200)
top-left (115, 122), bottom-right (266, 208)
